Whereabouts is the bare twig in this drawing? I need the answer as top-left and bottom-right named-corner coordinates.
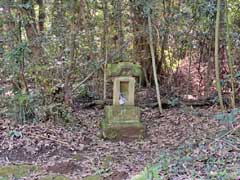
top-left (219, 139), bottom-right (240, 151)
top-left (72, 71), bottom-right (95, 92)
top-left (28, 133), bottom-right (72, 148)
top-left (208, 124), bottom-right (240, 147)
top-left (72, 38), bottom-right (132, 92)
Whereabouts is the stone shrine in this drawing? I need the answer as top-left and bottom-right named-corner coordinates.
top-left (101, 62), bottom-right (144, 139)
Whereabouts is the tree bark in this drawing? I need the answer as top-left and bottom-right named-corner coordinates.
top-left (148, 11), bottom-right (163, 114)
top-left (21, 0), bottom-right (41, 61)
top-left (225, 0), bottom-right (235, 109)
top-left (36, 0), bottom-right (45, 33)
top-left (18, 13), bottom-right (28, 94)
top-left (112, 1), bottom-right (124, 60)
top-left (64, 0), bottom-right (85, 106)
top-left (0, 9), bottom-right (3, 58)
top-left (102, 0), bottom-right (108, 100)
top-left (130, 0), bottom-right (152, 86)
top-left (215, 0), bottom-right (225, 111)
top-left (2, 0), bottom-right (15, 50)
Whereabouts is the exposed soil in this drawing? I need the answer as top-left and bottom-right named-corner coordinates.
top-left (0, 93), bottom-right (239, 179)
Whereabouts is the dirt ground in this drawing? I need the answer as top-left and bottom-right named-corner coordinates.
top-left (1, 102), bottom-right (239, 180)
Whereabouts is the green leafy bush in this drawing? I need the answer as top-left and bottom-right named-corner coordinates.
top-left (7, 91), bottom-right (38, 123)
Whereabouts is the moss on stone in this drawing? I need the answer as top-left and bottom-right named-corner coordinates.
top-left (82, 175), bottom-right (103, 180)
top-left (101, 105), bottom-right (144, 139)
top-left (39, 175), bottom-right (69, 180)
top-left (102, 124), bottom-right (144, 139)
top-left (101, 155), bottom-right (113, 168)
top-left (0, 164), bottom-right (38, 179)
top-left (71, 154), bottom-right (83, 161)
top-left (107, 62), bottom-right (143, 78)
top-left (0, 177), bottom-right (8, 180)
top-left (105, 105), bottom-right (140, 122)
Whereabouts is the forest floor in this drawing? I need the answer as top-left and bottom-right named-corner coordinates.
top-left (0, 90), bottom-right (240, 179)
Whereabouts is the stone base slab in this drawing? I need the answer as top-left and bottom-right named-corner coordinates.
top-left (101, 105), bottom-right (144, 139)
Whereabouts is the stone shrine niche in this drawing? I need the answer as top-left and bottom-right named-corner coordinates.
top-left (113, 76), bottom-right (135, 106)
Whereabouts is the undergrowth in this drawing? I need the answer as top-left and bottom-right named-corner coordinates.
top-left (132, 126), bottom-right (240, 180)
top-left (0, 88), bottom-right (75, 124)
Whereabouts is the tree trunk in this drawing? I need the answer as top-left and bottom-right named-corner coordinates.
top-left (225, 0), bottom-right (235, 109)
top-left (18, 13), bottom-right (28, 94)
top-left (102, 0), bottom-right (108, 100)
top-left (215, 0), bottom-right (225, 111)
top-left (85, 1), bottom-right (95, 61)
top-left (0, 10), bottom-right (3, 58)
top-left (51, 0), bottom-right (67, 36)
top-left (130, 0), bottom-right (152, 86)
top-left (64, 0), bottom-right (85, 106)
top-left (112, 1), bottom-right (124, 60)
top-left (21, 0), bottom-right (41, 61)
top-left (2, 0), bottom-right (15, 50)
top-left (36, 0), bottom-right (45, 33)
top-left (148, 11), bottom-right (163, 114)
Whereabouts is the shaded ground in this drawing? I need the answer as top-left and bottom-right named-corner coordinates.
top-left (0, 101), bottom-right (240, 179)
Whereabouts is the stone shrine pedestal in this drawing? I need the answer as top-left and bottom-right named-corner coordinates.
top-left (101, 62), bottom-right (144, 139)
top-left (101, 106), bottom-right (144, 139)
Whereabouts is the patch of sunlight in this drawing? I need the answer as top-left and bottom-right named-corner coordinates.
top-left (163, 49), bottom-right (178, 72)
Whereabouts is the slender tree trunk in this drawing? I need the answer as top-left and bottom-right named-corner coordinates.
top-left (215, 0), bottom-right (225, 111)
top-left (2, 0), bottom-right (15, 50)
top-left (18, 12), bottom-right (28, 94)
top-left (102, 0), bottom-right (108, 100)
top-left (148, 12), bottom-right (163, 114)
top-left (64, 29), bottom-right (76, 106)
top-left (0, 10), bottom-right (3, 58)
top-left (226, 0), bottom-right (235, 109)
top-left (158, 0), bottom-right (170, 76)
top-left (116, 1), bottom-right (124, 59)
top-left (36, 0), bottom-right (45, 33)
top-left (112, 1), bottom-right (124, 60)
top-left (205, 48), bottom-right (213, 97)
top-left (154, 26), bottom-right (161, 72)
top-left (186, 48), bottom-right (193, 95)
top-left (64, 0), bottom-right (85, 106)
top-left (85, 1), bottom-right (95, 61)
top-left (130, 0), bottom-right (151, 86)
top-left (52, 0), bottom-right (67, 36)
top-left (21, 0), bottom-right (41, 61)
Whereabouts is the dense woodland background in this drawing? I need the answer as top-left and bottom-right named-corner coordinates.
top-left (0, 0), bottom-right (240, 179)
top-left (1, 0), bottom-right (240, 122)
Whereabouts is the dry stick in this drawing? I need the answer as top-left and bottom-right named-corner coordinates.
top-left (28, 133), bottom-right (71, 148)
top-left (72, 71), bottom-right (95, 92)
top-left (148, 12), bottom-right (163, 114)
top-left (208, 124), bottom-right (240, 147)
top-left (219, 139), bottom-right (240, 151)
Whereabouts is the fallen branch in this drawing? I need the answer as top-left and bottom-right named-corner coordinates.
top-left (208, 124), bottom-right (240, 147)
top-left (28, 133), bottom-right (72, 148)
top-left (72, 71), bottom-right (95, 92)
top-left (219, 139), bottom-right (240, 151)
